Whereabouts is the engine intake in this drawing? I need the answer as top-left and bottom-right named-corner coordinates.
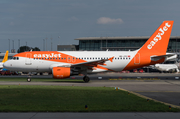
top-left (52, 67), bottom-right (71, 79)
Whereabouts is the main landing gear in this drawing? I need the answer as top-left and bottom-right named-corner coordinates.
top-left (83, 76), bottom-right (90, 83)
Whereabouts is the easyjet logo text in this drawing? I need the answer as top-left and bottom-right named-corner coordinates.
top-left (33, 53), bottom-right (61, 58)
top-left (147, 22), bottom-right (171, 49)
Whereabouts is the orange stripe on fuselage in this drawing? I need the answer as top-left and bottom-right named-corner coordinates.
top-left (123, 52), bottom-right (165, 71)
top-left (14, 51), bottom-right (111, 71)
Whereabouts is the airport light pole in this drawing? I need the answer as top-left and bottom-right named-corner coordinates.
top-left (46, 37), bottom-right (47, 51)
top-left (8, 39), bottom-right (10, 52)
top-left (43, 39), bottom-right (45, 51)
top-left (18, 39), bottom-right (20, 50)
top-left (58, 36), bottom-right (60, 45)
top-left (12, 40), bottom-right (14, 49)
top-left (12, 40), bottom-right (14, 53)
top-left (26, 41), bottom-right (27, 51)
top-left (51, 36), bottom-right (53, 51)
top-left (18, 39), bottom-right (20, 48)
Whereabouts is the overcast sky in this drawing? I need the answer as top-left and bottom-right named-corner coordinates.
top-left (0, 0), bottom-right (180, 52)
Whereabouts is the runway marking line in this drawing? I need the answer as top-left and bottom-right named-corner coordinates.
top-left (135, 91), bottom-right (180, 93)
top-left (109, 78), bottom-right (160, 80)
top-left (118, 87), bottom-right (180, 109)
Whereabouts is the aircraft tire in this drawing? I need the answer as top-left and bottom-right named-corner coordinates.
top-left (27, 78), bottom-right (31, 82)
top-left (83, 76), bottom-right (90, 83)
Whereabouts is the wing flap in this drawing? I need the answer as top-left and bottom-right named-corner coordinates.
top-left (71, 56), bottom-right (114, 67)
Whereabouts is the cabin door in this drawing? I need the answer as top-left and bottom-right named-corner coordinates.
top-left (134, 53), bottom-right (140, 64)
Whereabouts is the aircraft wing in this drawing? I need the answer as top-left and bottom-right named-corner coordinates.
top-left (151, 53), bottom-right (177, 61)
top-left (71, 57), bottom-right (114, 67)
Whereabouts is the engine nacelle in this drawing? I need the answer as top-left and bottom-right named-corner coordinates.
top-left (52, 67), bottom-right (71, 79)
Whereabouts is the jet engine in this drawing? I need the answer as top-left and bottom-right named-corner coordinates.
top-left (52, 67), bottom-right (71, 79)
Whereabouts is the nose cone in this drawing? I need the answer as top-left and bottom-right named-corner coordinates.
top-left (155, 64), bottom-right (160, 68)
top-left (155, 64), bottom-right (159, 67)
top-left (3, 61), bottom-right (10, 69)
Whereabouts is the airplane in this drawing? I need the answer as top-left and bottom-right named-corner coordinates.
top-left (3, 21), bottom-right (174, 82)
top-left (0, 50), bottom-right (9, 69)
top-left (155, 60), bottom-right (180, 73)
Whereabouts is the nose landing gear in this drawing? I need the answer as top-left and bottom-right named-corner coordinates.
top-left (27, 73), bottom-right (31, 82)
top-left (27, 77), bottom-right (31, 82)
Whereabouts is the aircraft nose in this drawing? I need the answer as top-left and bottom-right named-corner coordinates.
top-left (155, 64), bottom-right (159, 68)
top-left (3, 61), bottom-right (10, 69)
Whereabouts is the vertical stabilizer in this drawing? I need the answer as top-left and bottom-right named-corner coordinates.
top-left (139, 21), bottom-right (174, 54)
top-left (123, 21), bottom-right (174, 70)
top-left (2, 50), bottom-right (9, 63)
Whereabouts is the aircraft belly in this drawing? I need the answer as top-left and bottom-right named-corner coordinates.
top-left (105, 60), bottom-right (130, 71)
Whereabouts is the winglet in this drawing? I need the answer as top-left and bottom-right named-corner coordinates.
top-left (108, 56), bottom-right (114, 62)
top-left (2, 50), bottom-right (9, 63)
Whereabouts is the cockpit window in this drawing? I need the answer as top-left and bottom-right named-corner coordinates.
top-left (12, 57), bottom-right (19, 60)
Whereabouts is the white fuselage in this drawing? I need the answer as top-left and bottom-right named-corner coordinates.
top-left (155, 63), bottom-right (179, 72)
top-left (4, 51), bottom-right (138, 73)
top-left (0, 62), bottom-right (3, 69)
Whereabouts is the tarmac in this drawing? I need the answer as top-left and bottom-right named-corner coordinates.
top-left (0, 112), bottom-right (180, 119)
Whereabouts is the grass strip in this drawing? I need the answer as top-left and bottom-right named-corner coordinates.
top-left (0, 85), bottom-right (179, 112)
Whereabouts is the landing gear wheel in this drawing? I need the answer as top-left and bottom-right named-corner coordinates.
top-left (27, 78), bottom-right (31, 82)
top-left (83, 76), bottom-right (90, 83)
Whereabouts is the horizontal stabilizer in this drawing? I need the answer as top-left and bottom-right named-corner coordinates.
top-left (151, 53), bottom-right (177, 61)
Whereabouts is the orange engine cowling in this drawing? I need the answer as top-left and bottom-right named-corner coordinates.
top-left (52, 67), bottom-right (71, 79)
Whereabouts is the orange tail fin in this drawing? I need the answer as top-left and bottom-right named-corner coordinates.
top-left (123, 21), bottom-right (174, 71)
top-left (139, 21), bottom-right (173, 55)
top-left (2, 50), bottom-right (9, 63)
